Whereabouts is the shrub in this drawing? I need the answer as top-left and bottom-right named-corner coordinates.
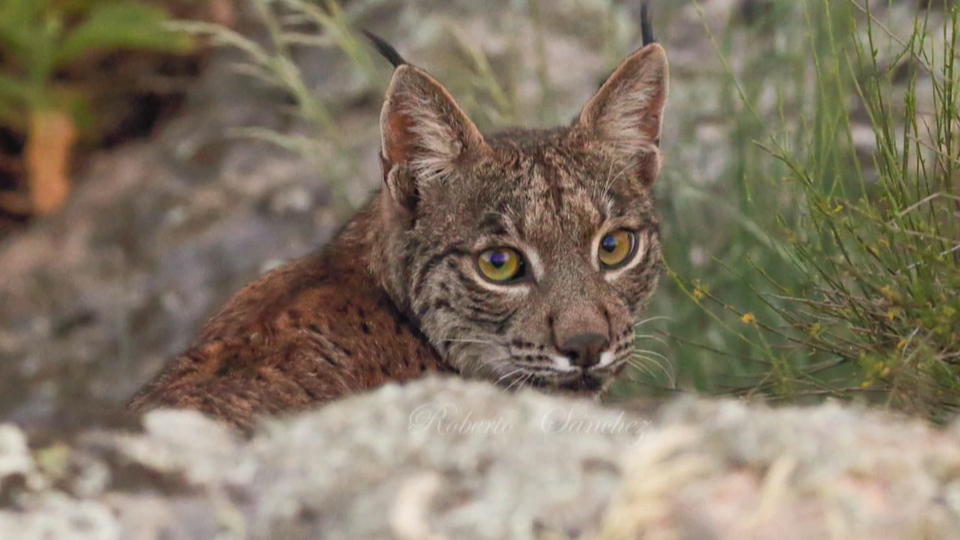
top-left (650, 0), bottom-right (960, 421)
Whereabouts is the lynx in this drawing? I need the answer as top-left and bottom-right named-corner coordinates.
top-left (128, 9), bottom-right (669, 431)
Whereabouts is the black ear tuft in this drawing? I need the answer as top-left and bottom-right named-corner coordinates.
top-left (362, 30), bottom-right (408, 68)
top-left (640, 1), bottom-right (656, 46)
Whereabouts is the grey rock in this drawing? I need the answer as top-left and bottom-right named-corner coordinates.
top-left (3, 378), bottom-right (960, 540)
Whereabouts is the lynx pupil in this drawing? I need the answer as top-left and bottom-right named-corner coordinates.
top-left (598, 230), bottom-right (636, 268)
top-left (601, 235), bottom-right (618, 253)
top-left (478, 248), bottom-right (523, 282)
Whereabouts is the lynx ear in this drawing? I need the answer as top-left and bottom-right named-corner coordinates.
top-left (379, 65), bottom-right (487, 211)
top-left (576, 43), bottom-right (668, 158)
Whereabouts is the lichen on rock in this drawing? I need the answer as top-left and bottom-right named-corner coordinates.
top-left (2, 378), bottom-right (960, 539)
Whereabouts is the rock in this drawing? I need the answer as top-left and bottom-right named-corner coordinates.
top-left (2, 378), bottom-right (960, 539)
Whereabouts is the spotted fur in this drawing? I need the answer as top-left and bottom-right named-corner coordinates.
top-left (128, 37), bottom-right (669, 431)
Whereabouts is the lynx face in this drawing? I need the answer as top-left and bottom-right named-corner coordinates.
top-left (373, 43), bottom-right (668, 394)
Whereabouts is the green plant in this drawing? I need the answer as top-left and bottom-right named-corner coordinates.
top-left (760, 1), bottom-right (960, 420)
top-left (644, 0), bottom-right (960, 421)
top-left (617, 0), bottom-right (826, 400)
top-left (172, 0), bottom-right (380, 211)
top-left (0, 0), bottom-right (192, 214)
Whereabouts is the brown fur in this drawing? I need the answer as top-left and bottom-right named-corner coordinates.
top-left (128, 41), bottom-right (669, 431)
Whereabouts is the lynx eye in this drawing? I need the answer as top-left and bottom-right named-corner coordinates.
top-left (598, 229), bottom-right (637, 269)
top-left (477, 248), bottom-right (524, 282)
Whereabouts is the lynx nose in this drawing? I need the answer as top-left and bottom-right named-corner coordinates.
top-left (559, 333), bottom-right (609, 369)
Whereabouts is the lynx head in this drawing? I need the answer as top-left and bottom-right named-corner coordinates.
top-left (369, 37), bottom-right (668, 394)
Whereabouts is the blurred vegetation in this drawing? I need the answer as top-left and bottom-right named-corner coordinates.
top-left (205, 0), bottom-right (960, 420)
top-left (172, 0), bottom-right (378, 210)
top-left (9, 0), bottom-right (950, 419)
top-left (633, 0), bottom-right (960, 422)
top-left (0, 0), bottom-right (195, 216)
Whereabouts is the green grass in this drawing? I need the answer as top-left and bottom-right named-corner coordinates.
top-left (626, 0), bottom-right (960, 422)
top-left (172, 0), bottom-right (381, 212)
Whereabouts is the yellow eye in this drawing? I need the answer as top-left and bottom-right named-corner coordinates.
top-left (477, 248), bottom-right (524, 282)
top-left (598, 230), bottom-right (636, 268)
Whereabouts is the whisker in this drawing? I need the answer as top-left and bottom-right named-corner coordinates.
top-left (597, 153), bottom-right (618, 200)
top-left (601, 161), bottom-right (632, 201)
top-left (629, 353), bottom-right (675, 384)
top-left (632, 315), bottom-right (673, 328)
top-left (627, 355), bottom-right (669, 379)
top-left (631, 348), bottom-right (670, 363)
top-left (625, 357), bottom-right (657, 379)
top-left (633, 333), bottom-right (670, 348)
top-left (504, 370), bottom-right (532, 392)
top-left (495, 367), bottom-right (525, 386)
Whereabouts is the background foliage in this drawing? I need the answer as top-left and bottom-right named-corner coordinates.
top-left (0, 0), bottom-right (193, 215)
top-left (2, 0), bottom-right (958, 423)
top-left (175, 0), bottom-right (960, 419)
top-left (637, 0), bottom-right (960, 422)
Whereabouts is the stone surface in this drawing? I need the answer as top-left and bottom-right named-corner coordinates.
top-left (2, 378), bottom-right (960, 540)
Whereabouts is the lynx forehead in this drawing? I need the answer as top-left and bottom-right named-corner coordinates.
top-left (127, 8), bottom-right (668, 430)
